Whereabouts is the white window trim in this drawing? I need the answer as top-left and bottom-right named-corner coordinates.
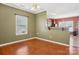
top-left (59, 21), bottom-right (73, 32)
top-left (16, 15), bottom-right (28, 35)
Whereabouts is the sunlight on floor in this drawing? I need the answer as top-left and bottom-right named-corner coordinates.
top-left (16, 46), bottom-right (29, 55)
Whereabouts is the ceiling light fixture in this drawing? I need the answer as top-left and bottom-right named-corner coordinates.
top-left (31, 3), bottom-right (40, 11)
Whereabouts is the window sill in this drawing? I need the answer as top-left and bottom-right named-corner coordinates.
top-left (16, 33), bottom-right (28, 36)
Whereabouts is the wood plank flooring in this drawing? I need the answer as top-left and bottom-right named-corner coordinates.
top-left (0, 39), bottom-right (69, 55)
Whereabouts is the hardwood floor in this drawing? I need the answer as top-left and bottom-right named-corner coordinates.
top-left (0, 39), bottom-right (69, 55)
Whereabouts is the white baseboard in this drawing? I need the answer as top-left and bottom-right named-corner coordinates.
top-left (34, 37), bottom-right (69, 46)
top-left (0, 37), bottom-right (69, 47)
top-left (0, 37), bottom-right (34, 47)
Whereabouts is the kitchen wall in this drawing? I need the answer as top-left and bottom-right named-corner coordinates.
top-left (35, 11), bottom-right (70, 44)
top-left (0, 4), bottom-right (36, 44)
top-left (56, 16), bottom-right (79, 31)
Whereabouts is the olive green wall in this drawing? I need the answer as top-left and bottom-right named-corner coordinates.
top-left (0, 4), bottom-right (36, 44)
top-left (35, 11), bottom-right (69, 44)
top-left (0, 4), bottom-right (69, 45)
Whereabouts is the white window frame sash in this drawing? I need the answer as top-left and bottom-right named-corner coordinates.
top-left (16, 15), bottom-right (28, 35)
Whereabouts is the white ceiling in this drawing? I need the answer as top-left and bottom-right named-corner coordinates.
top-left (3, 3), bottom-right (79, 18)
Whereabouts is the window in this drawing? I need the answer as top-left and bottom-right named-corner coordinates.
top-left (16, 15), bottom-right (28, 35)
top-left (59, 21), bottom-right (73, 32)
